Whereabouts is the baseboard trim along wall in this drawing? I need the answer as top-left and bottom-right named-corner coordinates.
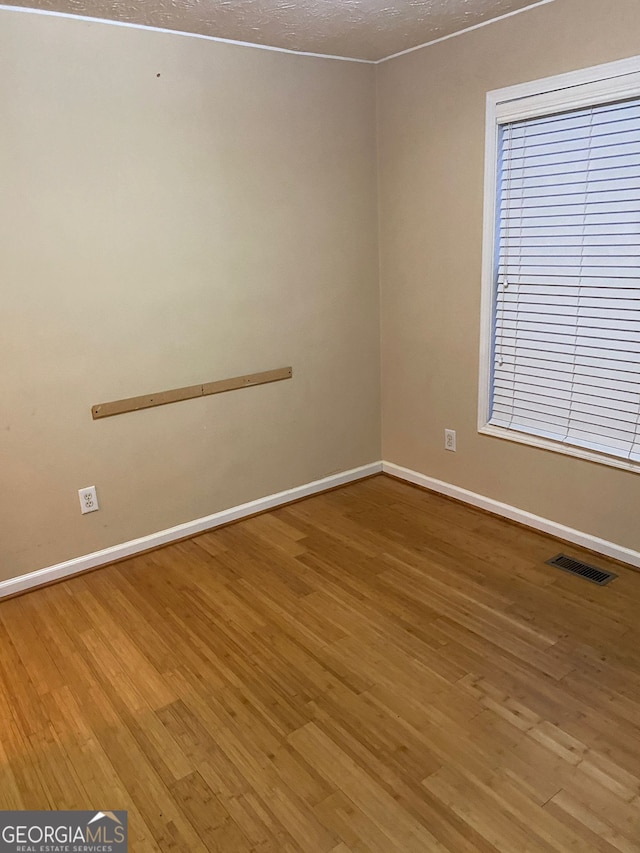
top-left (0, 462), bottom-right (382, 600)
top-left (4, 458), bottom-right (637, 600)
top-left (383, 461), bottom-right (640, 569)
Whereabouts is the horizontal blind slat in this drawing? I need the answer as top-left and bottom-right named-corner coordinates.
top-left (502, 153), bottom-right (640, 181)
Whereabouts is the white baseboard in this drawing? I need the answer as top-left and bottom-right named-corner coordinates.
top-left (0, 462), bottom-right (382, 600)
top-left (6, 458), bottom-right (636, 601)
top-left (383, 461), bottom-right (640, 570)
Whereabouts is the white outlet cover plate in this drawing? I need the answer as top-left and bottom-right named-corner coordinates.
top-left (445, 429), bottom-right (457, 451)
top-left (79, 486), bottom-right (99, 514)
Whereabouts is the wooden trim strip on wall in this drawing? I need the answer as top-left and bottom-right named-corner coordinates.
top-left (91, 366), bottom-right (293, 419)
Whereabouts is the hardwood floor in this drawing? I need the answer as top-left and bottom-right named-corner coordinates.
top-left (1, 474), bottom-right (640, 851)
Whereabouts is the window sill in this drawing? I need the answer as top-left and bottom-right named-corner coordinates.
top-left (478, 423), bottom-right (640, 475)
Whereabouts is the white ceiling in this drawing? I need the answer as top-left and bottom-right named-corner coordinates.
top-left (11, 0), bottom-right (547, 61)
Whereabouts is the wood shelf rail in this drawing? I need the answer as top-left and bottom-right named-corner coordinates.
top-left (91, 366), bottom-right (293, 420)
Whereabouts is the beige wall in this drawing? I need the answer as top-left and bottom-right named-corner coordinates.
top-left (377, 0), bottom-right (640, 552)
top-left (1, 10), bottom-right (380, 581)
top-left (5, 0), bottom-right (640, 584)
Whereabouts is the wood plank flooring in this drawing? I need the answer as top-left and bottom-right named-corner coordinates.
top-left (1, 474), bottom-right (640, 851)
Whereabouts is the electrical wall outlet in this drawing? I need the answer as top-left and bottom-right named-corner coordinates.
top-left (79, 486), bottom-right (99, 514)
top-left (445, 429), bottom-right (457, 452)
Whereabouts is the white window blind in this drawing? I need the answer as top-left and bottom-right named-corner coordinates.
top-left (489, 96), bottom-right (640, 464)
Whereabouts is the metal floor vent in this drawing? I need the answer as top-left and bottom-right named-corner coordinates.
top-left (546, 553), bottom-right (617, 586)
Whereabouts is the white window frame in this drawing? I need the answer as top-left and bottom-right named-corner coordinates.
top-left (479, 54), bottom-right (640, 473)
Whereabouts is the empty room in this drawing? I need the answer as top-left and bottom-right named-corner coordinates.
top-left (2, 0), bottom-right (640, 850)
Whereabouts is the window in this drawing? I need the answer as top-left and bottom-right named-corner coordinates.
top-left (479, 57), bottom-right (640, 472)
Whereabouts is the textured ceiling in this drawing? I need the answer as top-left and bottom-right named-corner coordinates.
top-left (12, 0), bottom-right (547, 61)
